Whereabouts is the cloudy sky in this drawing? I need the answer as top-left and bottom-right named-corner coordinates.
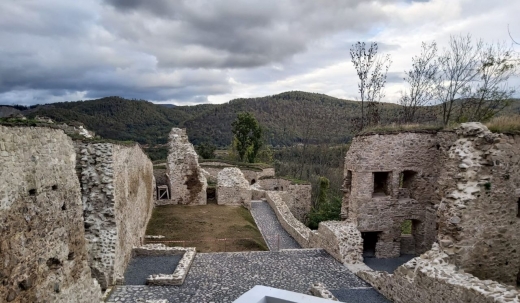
top-left (0, 0), bottom-right (519, 106)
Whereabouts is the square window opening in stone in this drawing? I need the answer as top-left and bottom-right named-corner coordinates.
top-left (401, 220), bottom-right (412, 235)
top-left (373, 172), bottom-right (391, 197)
top-left (362, 231), bottom-right (381, 258)
top-left (399, 170), bottom-right (417, 189)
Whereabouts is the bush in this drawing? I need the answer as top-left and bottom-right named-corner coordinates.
top-left (307, 177), bottom-right (342, 229)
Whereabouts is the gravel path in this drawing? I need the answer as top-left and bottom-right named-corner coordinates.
top-left (108, 249), bottom-right (371, 303)
top-left (364, 254), bottom-right (415, 273)
top-left (250, 200), bottom-right (300, 251)
top-left (330, 288), bottom-right (390, 303)
top-left (124, 255), bottom-right (183, 285)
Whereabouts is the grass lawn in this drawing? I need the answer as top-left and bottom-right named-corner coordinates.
top-left (145, 204), bottom-right (268, 253)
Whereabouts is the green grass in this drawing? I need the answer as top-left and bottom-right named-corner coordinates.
top-left (359, 123), bottom-right (445, 135)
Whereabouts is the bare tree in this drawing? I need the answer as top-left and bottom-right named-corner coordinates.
top-left (350, 42), bottom-right (392, 129)
top-left (508, 24), bottom-right (520, 45)
top-left (400, 41), bottom-right (438, 123)
top-left (459, 42), bottom-right (518, 121)
top-left (435, 35), bottom-right (483, 126)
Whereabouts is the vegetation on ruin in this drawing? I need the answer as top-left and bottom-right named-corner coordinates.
top-left (485, 115), bottom-right (520, 134)
top-left (145, 204), bottom-right (268, 253)
top-left (307, 177), bottom-right (342, 229)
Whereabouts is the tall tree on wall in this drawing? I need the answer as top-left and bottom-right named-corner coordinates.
top-left (400, 41), bottom-right (439, 123)
top-left (231, 112), bottom-right (263, 163)
top-left (350, 42), bottom-right (392, 129)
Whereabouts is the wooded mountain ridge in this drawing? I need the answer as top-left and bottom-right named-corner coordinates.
top-left (2, 91), bottom-right (519, 147)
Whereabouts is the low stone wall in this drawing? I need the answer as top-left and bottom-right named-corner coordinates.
top-left (308, 282), bottom-right (339, 301)
top-left (0, 126), bottom-right (101, 303)
top-left (309, 221), bottom-right (364, 265)
top-left (201, 162), bottom-right (275, 185)
top-left (265, 191), bottom-right (311, 247)
top-left (133, 244), bottom-right (196, 286)
top-left (358, 244), bottom-right (520, 303)
top-left (77, 142), bottom-right (154, 289)
top-left (257, 179), bottom-right (312, 222)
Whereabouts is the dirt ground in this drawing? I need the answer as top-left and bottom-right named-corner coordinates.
top-left (145, 204), bottom-right (268, 252)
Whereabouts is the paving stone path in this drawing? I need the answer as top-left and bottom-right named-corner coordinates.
top-left (108, 249), bottom-right (374, 303)
top-left (250, 200), bottom-right (300, 251)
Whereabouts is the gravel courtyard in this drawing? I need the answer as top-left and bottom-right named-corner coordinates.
top-left (108, 249), bottom-right (385, 303)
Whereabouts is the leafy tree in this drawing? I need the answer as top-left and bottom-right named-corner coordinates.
top-left (350, 42), bottom-right (392, 129)
top-left (231, 112), bottom-right (263, 163)
top-left (196, 143), bottom-right (216, 159)
top-left (307, 177), bottom-right (342, 229)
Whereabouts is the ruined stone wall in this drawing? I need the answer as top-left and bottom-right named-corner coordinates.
top-left (258, 178), bottom-right (312, 222)
top-left (343, 132), bottom-right (452, 257)
top-left (201, 162), bottom-right (274, 185)
top-left (112, 144), bottom-right (154, 284)
top-left (0, 126), bottom-right (101, 303)
top-left (166, 128), bottom-right (207, 205)
top-left (77, 142), bottom-right (154, 289)
top-left (265, 191), bottom-right (311, 247)
top-left (216, 167), bottom-right (252, 207)
top-left (436, 123), bottom-right (520, 285)
top-left (358, 244), bottom-right (520, 303)
top-left (308, 221), bottom-right (364, 265)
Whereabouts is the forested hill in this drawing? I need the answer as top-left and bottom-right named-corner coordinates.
top-left (11, 91), bottom-right (518, 147)
top-left (16, 92), bottom-right (385, 146)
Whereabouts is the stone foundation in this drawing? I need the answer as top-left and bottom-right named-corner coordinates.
top-left (133, 244), bottom-right (196, 286)
top-left (0, 126), bottom-right (101, 303)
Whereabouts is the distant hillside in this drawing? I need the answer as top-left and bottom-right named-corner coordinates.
top-left (11, 92), bottom-right (520, 147)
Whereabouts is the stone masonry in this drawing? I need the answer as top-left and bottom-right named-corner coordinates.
top-left (340, 122), bottom-right (520, 302)
top-left (166, 128), bottom-right (207, 205)
top-left (342, 131), bottom-right (454, 258)
top-left (200, 161), bottom-right (275, 185)
top-left (77, 142), bottom-right (155, 290)
top-left (0, 126), bottom-right (101, 303)
top-left (216, 167), bottom-right (251, 207)
top-left (256, 178), bottom-right (312, 223)
top-left (435, 123), bottom-right (520, 285)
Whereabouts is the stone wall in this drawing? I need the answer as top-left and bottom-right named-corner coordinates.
top-left (216, 167), bottom-right (252, 207)
top-left (166, 128), bottom-right (207, 205)
top-left (265, 191), bottom-right (311, 248)
top-left (435, 123), bottom-right (520, 285)
top-left (200, 161), bottom-right (275, 185)
top-left (358, 244), bottom-right (520, 303)
top-left (308, 221), bottom-right (364, 265)
top-left (0, 126), bottom-right (101, 302)
top-left (77, 142), bottom-right (154, 289)
top-left (343, 131), bottom-right (455, 258)
top-left (258, 178), bottom-right (312, 222)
